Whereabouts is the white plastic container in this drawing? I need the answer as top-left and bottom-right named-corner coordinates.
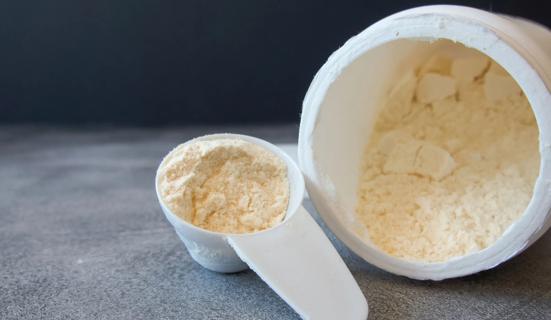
top-left (298, 5), bottom-right (551, 280)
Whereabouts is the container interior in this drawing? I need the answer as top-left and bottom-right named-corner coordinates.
top-left (312, 38), bottom-right (540, 251)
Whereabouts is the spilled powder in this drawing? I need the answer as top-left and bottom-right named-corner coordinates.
top-left (356, 51), bottom-right (540, 262)
top-left (158, 139), bottom-right (289, 233)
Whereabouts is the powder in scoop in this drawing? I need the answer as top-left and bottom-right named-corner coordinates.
top-left (356, 51), bottom-right (539, 262)
top-left (158, 138), bottom-right (289, 233)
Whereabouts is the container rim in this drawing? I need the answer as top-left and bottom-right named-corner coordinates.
top-left (298, 5), bottom-right (551, 280)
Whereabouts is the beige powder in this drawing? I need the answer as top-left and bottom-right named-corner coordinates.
top-left (356, 50), bottom-right (539, 262)
top-left (158, 139), bottom-right (289, 233)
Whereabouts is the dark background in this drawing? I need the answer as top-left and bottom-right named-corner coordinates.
top-left (1, 1), bottom-right (548, 126)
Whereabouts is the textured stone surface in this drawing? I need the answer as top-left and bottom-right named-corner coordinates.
top-left (1, 125), bottom-right (550, 319)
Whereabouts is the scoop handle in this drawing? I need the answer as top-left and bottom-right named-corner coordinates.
top-left (227, 205), bottom-right (368, 319)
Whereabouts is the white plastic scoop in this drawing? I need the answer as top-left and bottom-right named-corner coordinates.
top-left (155, 133), bottom-right (368, 319)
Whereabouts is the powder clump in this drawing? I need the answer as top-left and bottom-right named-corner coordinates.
top-left (356, 50), bottom-right (539, 262)
top-left (158, 139), bottom-right (289, 233)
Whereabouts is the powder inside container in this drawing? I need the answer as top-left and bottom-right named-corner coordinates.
top-left (355, 49), bottom-right (540, 262)
top-left (158, 138), bottom-right (289, 233)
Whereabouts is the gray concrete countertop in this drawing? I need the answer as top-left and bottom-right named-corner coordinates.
top-left (1, 125), bottom-right (550, 319)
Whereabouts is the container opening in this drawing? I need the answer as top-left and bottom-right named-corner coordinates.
top-left (313, 38), bottom-right (540, 262)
